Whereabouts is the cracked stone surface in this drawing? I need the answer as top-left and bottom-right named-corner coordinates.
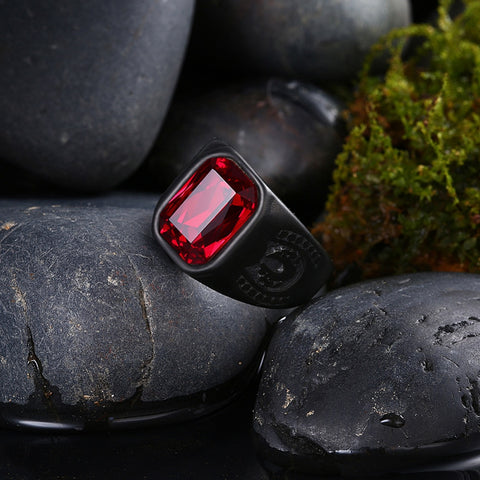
top-left (0, 0), bottom-right (194, 190)
top-left (253, 273), bottom-right (480, 476)
top-left (0, 199), bottom-right (272, 430)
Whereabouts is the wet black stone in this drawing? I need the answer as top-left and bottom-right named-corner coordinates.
top-left (148, 80), bottom-right (344, 224)
top-left (0, 199), bottom-right (274, 431)
top-left (253, 273), bottom-right (480, 477)
top-left (0, 0), bottom-right (194, 190)
top-left (188, 0), bottom-right (411, 81)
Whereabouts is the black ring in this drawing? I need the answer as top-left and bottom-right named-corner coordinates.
top-left (152, 140), bottom-right (332, 308)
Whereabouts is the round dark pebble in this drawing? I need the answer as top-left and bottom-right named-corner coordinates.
top-left (0, 200), bottom-right (274, 431)
top-left (148, 79), bottom-right (344, 224)
top-left (254, 273), bottom-right (480, 477)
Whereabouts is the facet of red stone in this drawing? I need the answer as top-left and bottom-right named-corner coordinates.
top-left (159, 157), bottom-right (258, 265)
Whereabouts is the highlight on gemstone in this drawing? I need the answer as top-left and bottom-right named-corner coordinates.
top-left (158, 157), bottom-right (258, 265)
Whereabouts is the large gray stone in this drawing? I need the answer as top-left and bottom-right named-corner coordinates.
top-left (190, 0), bottom-right (411, 81)
top-left (0, 0), bottom-right (194, 190)
top-left (0, 200), bottom-right (272, 430)
top-left (254, 273), bottom-right (480, 476)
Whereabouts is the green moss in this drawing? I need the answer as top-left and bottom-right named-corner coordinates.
top-left (314, 0), bottom-right (480, 279)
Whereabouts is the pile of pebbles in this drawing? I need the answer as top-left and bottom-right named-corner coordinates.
top-left (3, 1), bottom-right (479, 479)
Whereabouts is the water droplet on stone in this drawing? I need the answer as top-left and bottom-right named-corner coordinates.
top-left (380, 412), bottom-right (405, 428)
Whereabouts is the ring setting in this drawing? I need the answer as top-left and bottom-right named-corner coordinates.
top-left (152, 140), bottom-right (332, 308)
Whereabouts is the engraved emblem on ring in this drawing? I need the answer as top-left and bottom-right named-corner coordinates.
top-left (243, 236), bottom-right (306, 294)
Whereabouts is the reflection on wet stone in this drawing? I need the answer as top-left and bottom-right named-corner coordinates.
top-left (380, 413), bottom-right (406, 429)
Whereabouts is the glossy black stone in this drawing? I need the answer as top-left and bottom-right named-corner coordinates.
top-left (188, 0), bottom-right (411, 81)
top-left (0, 0), bottom-right (194, 190)
top-left (0, 200), bottom-right (274, 431)
top-left (148, 80), bottom-right (344, 224)
top-left (254, 273), bottom-right (480, 477)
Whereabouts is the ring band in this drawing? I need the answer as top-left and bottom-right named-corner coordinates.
top-left (152, 140), bottom-right (332, 308)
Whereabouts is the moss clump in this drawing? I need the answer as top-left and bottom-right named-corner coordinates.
top-left (314, 0), bottom-right (480, 280)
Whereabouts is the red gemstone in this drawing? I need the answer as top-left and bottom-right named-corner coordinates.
top-left (159, 157), bottom-right (258, 265)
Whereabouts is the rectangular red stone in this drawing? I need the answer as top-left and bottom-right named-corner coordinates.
top-left (158, 157), bottom-right (258, 265)
top-left (169, 169), bottom-right (236, 243)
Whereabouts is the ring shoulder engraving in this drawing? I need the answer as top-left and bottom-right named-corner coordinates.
top-left (237, 229), bottom-right (323, 306)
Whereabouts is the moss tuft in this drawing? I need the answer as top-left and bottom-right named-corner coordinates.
top-left (314, 0), bottom-right (480, 280)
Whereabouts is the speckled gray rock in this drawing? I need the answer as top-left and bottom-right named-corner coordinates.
top-left (0, 201), bottom-right (272, 431)
top-left (254, 273), bottom-right (480, 476)
top-left (0, 0), bottom-right (194, 190)
top-left (148, 80), bottom-right (344, 224)
top-left (190, 0), bottom-right (411, 81)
